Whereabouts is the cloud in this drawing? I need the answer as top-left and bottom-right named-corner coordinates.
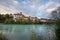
top-left (46, 8), bottom-right (56, 13)
top-left (0, 0), bottom-right (60, 18)
top-left (46, 4), bottom-right (60, 13)
top-left (51, 0), bottom-right (60, 3)
top-left (31, 0), bottom-right (40, 4)
top-left (0, 0), bottom-right (21, 14)
top-left (22, 1), bottom-right (27, 4)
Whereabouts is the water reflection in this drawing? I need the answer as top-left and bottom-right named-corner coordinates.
top-left (0, 24), bottom-right (55, 40)
top-left (35, 25), bottom-right (55, 40)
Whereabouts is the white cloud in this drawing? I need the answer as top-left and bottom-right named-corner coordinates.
top-left (31, 5), bottom-right (35, 8)
top-left (39, 1), bottom-right (55, 10)
top-left (0, 0), bottom-right (60, 18)
top-left (22, 1), bottom-right (27, 4)
top-left (0, 0), bottom-right (21, 14)
top-left (14, 1), bottom-right (18, 3)
top-left (46, 8), bottom-right (56, 13)
top-left (46, 3), bottom-right (60, 13)
top-left (31, 0), bottom-right (40, 3)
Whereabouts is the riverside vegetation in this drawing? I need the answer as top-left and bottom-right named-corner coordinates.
top-left (0, 14), bottom-right (41, 24)
top-left (0, 32), bottom-right (8, 40)
top-left (0, 14), bottom-right (42, 40)
top-left (55, 19), bottom-right (60, 40)
top-left (0, 14), bottom-right (60, 40)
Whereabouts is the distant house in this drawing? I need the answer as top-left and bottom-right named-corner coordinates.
top-left (14, 12), bottom-right (24, 19)
top-left (31, 17), bottom-right (35, 21)
top-left (40, 18), bottom-right (47, 22)
top-left (28, 16), bottom-right (38, 21)
top-left (40, 18), bottom-right (56, 23)
top-left (13, 12), bottom-right (29, 20)
top-left (23, 16), bottom-right (28, 20)
top-left (30, 16), bottom-right (35, 20)
top-left (13, 12), bottom-right (39, 21)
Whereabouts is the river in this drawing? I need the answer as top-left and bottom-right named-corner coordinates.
top-left (0, 24), bottom-right (56, 40)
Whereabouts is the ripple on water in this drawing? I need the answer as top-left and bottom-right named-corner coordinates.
top-left (0, 24), bottom-right (55, 40)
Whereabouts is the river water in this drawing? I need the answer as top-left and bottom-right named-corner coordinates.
top-left (0, 24), bottom-right (56, 40)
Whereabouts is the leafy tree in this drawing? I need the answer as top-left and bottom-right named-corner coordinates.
top-left (27, 17), bottom-right (32, 24)
top-left (21, 18), bottom-right (26, 24)
top-left (51, 7), bottom-right (60, 40)
top-left (55, 19), bottom-right (60, 40)
top-left (35, 18), bottom-right (38, 24)
top-left (16, 18), bottom-right (22, 24)
top-left (0, 14), bottom-right (5, 23)
top-left (4, 14), bottom-right (10, 19)
top-left (0, 32), bottom-right (8, 40)
top-left (4, 19), bottom-right (15, 24)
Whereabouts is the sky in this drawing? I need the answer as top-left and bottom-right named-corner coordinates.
top-left (0, 0), bottom-right (60, 18)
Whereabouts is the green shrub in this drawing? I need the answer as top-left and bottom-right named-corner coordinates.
top-left (55, 19), bottom-right (60, 40)
top-left (0, 33), bottom-right (8, 40)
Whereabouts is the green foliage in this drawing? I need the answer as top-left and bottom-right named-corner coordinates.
top-left (5, 19), bottom-right (15, 24)
top-left (55, 19), bottom-right (60, 40)
top-left (35, 19), bottom-right (37, 24)
top-left (51, 7), bottom-right (60, 40)
top-left (16, 18), bottom-right (21, 24)
top-left (27, 17), bottom-right (32, 24)
top-left (56, 19), bottom-right (60, 27)
top-left (21, 18), bottom-right (26, 24)
top-left (0, 14), bottom-right (42, 24)
top-left (4, 14), bottom-right (13, 19)
top-left (0, 33), bottom-right (8, 40)
top-left (0, 14), bottom-right (5, 23)
top-left (4, 14), bottom-right (10, 19)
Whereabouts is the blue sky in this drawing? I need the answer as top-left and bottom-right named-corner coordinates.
top-left (0, 0), bottom-right (60, 18)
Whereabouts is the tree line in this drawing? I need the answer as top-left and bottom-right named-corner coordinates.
top-left (51, 6), bottom-right (60, 40)
top-left (0, 14), bottom-right (42, 24)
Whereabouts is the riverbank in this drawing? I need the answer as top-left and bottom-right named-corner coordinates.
top-left (0, 14), bottom-right (56, 25)
top-left (0, 32), bottom-right (8, 40)
top-left (0, 22), bottom-right (55, 24)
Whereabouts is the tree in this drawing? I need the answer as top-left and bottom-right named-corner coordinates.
top-left (51, 11), bottom-right (57, 19)
top-left (4, 14), bottom-right (10, 19)
top-left (51, 7), bottom-right (60, 40)
top-left (0, 32), bottom-right (8, 40)
top-left (34, 19), bottom-right (37, 24)
top-left (4, 14), bottom-right (14, 24)
top-left (21, 18), bottom-right (26, 24)
top-left (51, 7), bottom-right (60, 19)
top-left (55, 19), bottom-right (60, 40)
top-left (0, 14), bottom-right (5, 23)
top-left (27, 17), bottom-right (32, 24)
top-left (4, 18), bottom-right (15, 24)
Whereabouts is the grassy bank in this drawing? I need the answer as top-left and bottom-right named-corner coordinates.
top-left (0, 32), bottom-right (8, 40)
top-left (55, 19), bottom-right (60, 40)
